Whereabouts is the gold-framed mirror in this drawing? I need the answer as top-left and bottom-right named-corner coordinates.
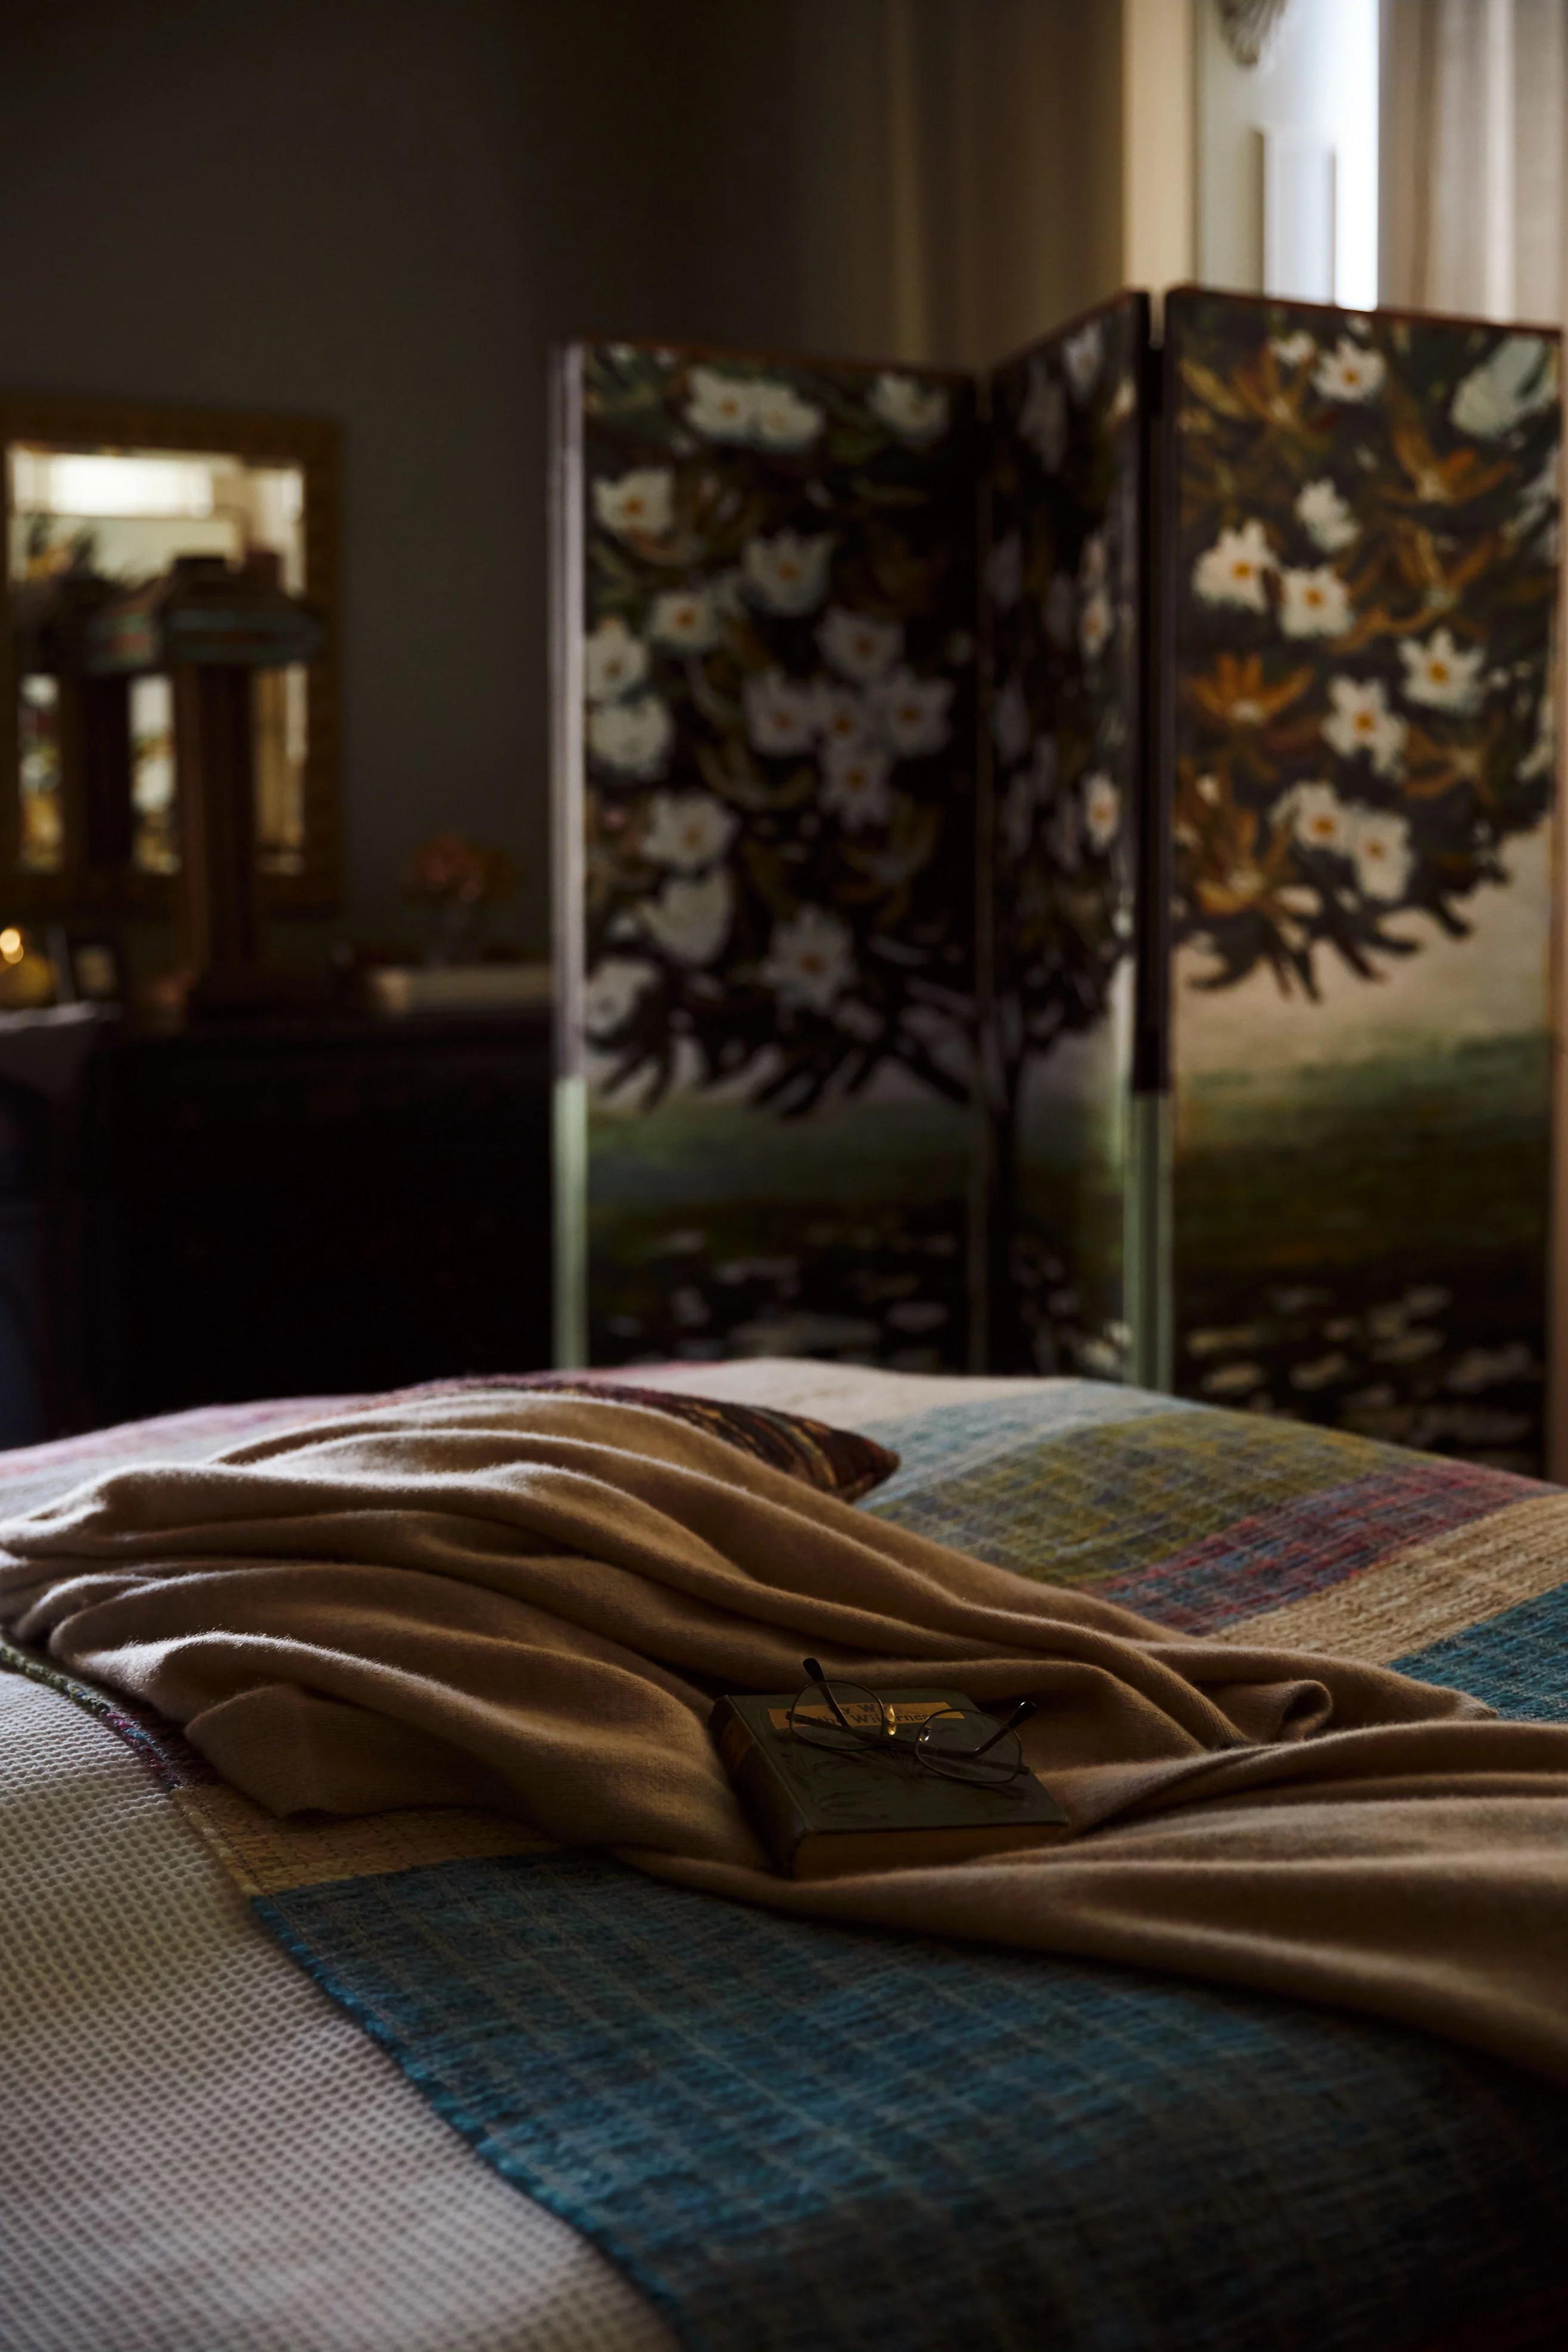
top-left (0, 393), bottom-right (341, 914)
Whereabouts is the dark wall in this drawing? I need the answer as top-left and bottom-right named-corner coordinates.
top-left (0, 0), bottom-right (807, 955)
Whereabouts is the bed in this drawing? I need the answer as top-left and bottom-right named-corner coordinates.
top-left (4, 1359), bottom-right (1567, 2352)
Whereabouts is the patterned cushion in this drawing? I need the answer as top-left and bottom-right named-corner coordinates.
top-left (853, 1381), bottom-right (1550, 1662)
top-left (392, 1373), bottom-right (899, 1501)
top-left (0, 1373), bottom-right (898, 1519)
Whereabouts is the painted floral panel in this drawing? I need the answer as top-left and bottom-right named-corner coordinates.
top-left (566, 342), bottom-right (979, 1369)
top-left (986, 294), bottom-right (1147, 1377)
top-left (1167, 290), bottom-right (1559, 1470)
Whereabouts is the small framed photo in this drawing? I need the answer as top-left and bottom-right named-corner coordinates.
top-left (63, 934), bottom-right (125, 1005)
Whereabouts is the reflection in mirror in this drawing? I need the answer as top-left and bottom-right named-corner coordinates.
top-left (8, 443), bottom-right (309, 878)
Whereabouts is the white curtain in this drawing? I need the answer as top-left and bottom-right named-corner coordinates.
top-left (1384, 0), bottom-right (1568, 1472)
top-left (1383, 0), bottom-right (1568, 321)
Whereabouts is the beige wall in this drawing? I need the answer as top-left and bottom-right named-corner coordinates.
top-left (0, 1), bottom-right (1129, 962)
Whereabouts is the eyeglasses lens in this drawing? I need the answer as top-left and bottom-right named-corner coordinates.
top-left (917, 1706), bottom-right (1025, 1785)
top-left (787, 1680), bottom-right (887, 1752)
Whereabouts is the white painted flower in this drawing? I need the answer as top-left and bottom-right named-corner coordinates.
top-left (743, 529), bottom-right (834, 615)
top-left (638, 870), bottom-right (734, 964)
top-left (1019, 358), bottom-right (1067, 469)
top-left (871, 668), bottom-right (953, 756)
top-left (1295, 478), bottom-right (1358, 554)
top-left (752, 378), bottom-right (824, 451)
top-left (684, 366), bottom-right (757, 442)
top-left (1279, 565), bottom-right (1352, 638)
top-left (592, 466), bottom-right (674, 540)
top-left (1323, 677), bottom-right (1406, 776)
top-left (1398, 627), bottom-right (1485, 713)
top-left (1037, 574), bottom-right (1071, 652)
top-left (1313, 337), bottom-right (1385, 402)
top-left (1451, 335), bottom-right (1557, 438)
top-left (813, 681), bottom-right (874, 749)
top-left (992, 677), bottom-right (1030, 766)
top-left (1083, 771), bottom-right (1120, 851)
top-left (1064, 320), bottom-right (1103, 401)
top-left (649, 588), bottom-right (718, 652)
top-left (587, 693), bottom-right (674, 778)
top-left (583, 957), bottom-right (654, 1038)
top-left (583, 615), bottom-right (649, 703)
top-left (1192, 519), bottom-right (1274, 611)
top-left (868, 372), bottom-right (950, 446)
top-left (760, 904), bottom-right (855, 1010)
top-left (641, 791), bottom-right (738, 872)
top-left (1078, 590), bottom-right (1114, 663)
top-left (986, 532), bottom-right (1023, 610)
top-left (1289, 780), bottom-right (1351, 855)
top-left (743, 668), bottom-right (818, 756)
top-left (1350, 808), bottom-right (1413, 902)
top-left (821, 737), bottom-right (893, 830)
top-left (816, 606), bottom-right (902, 683)
top-left (1271, 330), bottom-right (1316, 367)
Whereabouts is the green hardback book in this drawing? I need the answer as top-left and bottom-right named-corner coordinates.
top-left (709, 1688), bottom-right (1067, 1880)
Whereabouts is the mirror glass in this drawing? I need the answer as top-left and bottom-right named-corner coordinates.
top-left (8, 443), bottom-right (308, 877)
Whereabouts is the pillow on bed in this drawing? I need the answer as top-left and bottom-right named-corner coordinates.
top-left (395, 1373), bottom-right (900, 1502)
top-left (853, 1376), bottom-right (1555, 1675)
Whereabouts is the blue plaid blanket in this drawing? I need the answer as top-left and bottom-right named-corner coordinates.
top-left (8, 1380), bottom-right (1568, 2351)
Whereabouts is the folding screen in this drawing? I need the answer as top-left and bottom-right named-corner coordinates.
top-left (553, 342), bottom-right (980, 1370)
top-left (554, 293), bottom-right (1559, 1469)
top-left (987, 292), bottom-right (1149, 1381)
top-left (1164, 291), bottom-right (1558, 1470)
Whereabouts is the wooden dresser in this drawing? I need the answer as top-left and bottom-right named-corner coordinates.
top-left (0, 1007), bottom-right (553, 1441)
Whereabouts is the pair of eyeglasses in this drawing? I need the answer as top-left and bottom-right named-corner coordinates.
top-left (787, 1658), bottom-right (1038, 1789)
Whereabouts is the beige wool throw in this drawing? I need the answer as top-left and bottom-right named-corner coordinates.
top-left (4, 1391), bottom-right (1568, 2085)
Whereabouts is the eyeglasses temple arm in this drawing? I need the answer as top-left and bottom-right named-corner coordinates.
top-left (971, 1697), bottom-right (1039, 1759)
top-left (800, 1657), bottom-right (858, 1737)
